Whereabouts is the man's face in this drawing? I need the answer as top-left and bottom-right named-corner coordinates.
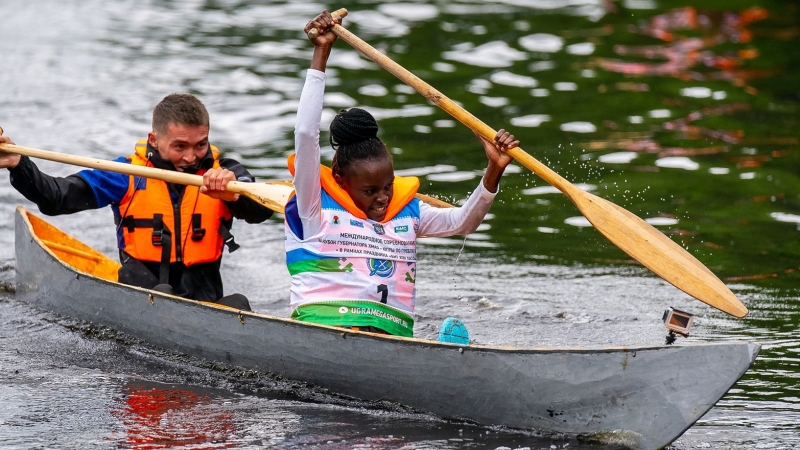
top-left (148, 123), bottom-right (209, 172)
top-left (335, 157), bottom-right (394, 222)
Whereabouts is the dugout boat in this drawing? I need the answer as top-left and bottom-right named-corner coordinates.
top-left (13, 206), bottom-right (759, 450)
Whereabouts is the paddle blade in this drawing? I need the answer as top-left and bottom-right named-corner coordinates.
top-left (232, 180), bottom-right (295, 214)
top-left (569, 189), bottom-right (748, 317)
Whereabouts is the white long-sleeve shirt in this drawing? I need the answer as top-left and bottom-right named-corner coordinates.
top-left (293, 69), bottom-right (498, 239)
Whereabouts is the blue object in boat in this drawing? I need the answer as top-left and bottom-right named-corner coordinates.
top-left (438, 317), bottom-right (470, 344)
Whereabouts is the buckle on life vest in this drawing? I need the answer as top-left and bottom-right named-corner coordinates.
top-left (151, 229), bottom-right (163, 246)
top-left (151, 214), bottom-right (165, 246)
top-left (191, 213), bottom-right (206, 242)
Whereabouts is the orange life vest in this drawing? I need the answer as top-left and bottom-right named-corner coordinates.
top-left (116, 139), bottom-right (234, 265)
top-left (287, 153), bottom-right (419, 223)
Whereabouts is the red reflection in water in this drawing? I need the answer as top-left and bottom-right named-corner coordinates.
top-left (112, 382), bottom-right (237, 449)
top-left (597, 6), bottom-right (772, 84)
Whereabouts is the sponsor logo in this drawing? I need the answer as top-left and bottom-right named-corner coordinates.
top-left (373, 223), bottom-right (385, 235)
top-left (367, 259), bottom-right (395, 278)
top-left (338, 306), bottom-right (348, 314)
top-left (394, 225), bottom-right (408, 233)
top-left (332, 215), bottom-right (340, 225)
top-left (350, 219), bottom-right (364, 227)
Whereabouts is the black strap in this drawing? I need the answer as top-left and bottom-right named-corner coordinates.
top-left (191, 213), bottom-right (206, 241)
top-left (117, 213), bottom-right (172, 286)
top-left (154, 215), bottom-right (172, 285)
top-left (218, 221), bottom-right (240, 253)
top-left (118, 215), bottom-right (159, 233)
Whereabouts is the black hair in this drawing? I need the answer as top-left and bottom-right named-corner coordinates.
top-left (329, 108), bottom-right (391, 178)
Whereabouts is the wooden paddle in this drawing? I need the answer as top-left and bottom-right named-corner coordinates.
top-left (0, 127), bottom-right (451, 213)
top-left (313, 9), bottom-right (748, 318)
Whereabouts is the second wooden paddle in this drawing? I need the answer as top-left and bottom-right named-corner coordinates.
top-left (311, 9), bottom-right (748, 318)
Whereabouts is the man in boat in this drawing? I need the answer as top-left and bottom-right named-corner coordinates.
top-left (0, 94), bottom-right (273, 309)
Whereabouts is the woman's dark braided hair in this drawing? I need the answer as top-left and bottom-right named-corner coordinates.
top-left (330, 108), bottom-right (391, 178)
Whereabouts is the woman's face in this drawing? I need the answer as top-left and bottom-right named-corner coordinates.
top-left (335, 156), bottom-right (394, 222)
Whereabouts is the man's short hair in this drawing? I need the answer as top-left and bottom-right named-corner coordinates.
top-left (152, 93), bottom-right (210, 134)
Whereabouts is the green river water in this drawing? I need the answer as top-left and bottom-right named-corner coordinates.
top-left (1, 0), bottom-right (798, 448)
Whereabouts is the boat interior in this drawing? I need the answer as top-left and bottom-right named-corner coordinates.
top-left (21, 207), bottom-right (121, 282)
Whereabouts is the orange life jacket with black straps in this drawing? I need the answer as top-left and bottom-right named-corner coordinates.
top-left (115, 139), bottom-right (235, 267)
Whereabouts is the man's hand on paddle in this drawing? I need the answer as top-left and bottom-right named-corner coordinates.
top-left (476, 129), bottom-right (519, 193)
top-left (201, 167), bottom-right (239, 202)
top-left (0, 136), bottom-right (21, 169)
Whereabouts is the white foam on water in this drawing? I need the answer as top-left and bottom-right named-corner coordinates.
top-left (655, 157), bottom-right (699, 170)
top-left (529, 61), bottom-right (556, 72)
top-left (433, 62), bottom-right (456, 72)
top-left (740, 172), bottom-right (756, 179)
top-left (709, 167), bottom-right (730, 175)
top-left (523, 183), bottom-right (596, 195)
top-left (434, 119), bottom-right (456, 128)
top-left (713, 91), bottom-right (727, 100)
top-left (531, 88), bottom-right (550, 97)
top-left (489, 71), bottom-right (539, 87)
top-left (479, 96), bottom-right (509, 107)
top-left (519, 33), bottom-right (564, 52)
top-left (347, 10), bottom-right (410, 37)
top-left (323, 92), bottom-right (356, 108)
top-left (623, 0), bottom-right (658, 9)
top-left (566, 42), bottom-right (595, 55)
top-left (648, 109), bottom-right (671, 118)
top-left (565, 216), bottom-right (593, 227)
top-left (680, 87), bottom-right (712, 98)
top-left (645, 217), bottom-right (679, 226)
top-left (377, 3), bottom-right (439, 21)
top-left (368, 105), bottom-right (435, 119)
top-left (770, 212), bottom-right (800, 224)
top-left (358, 84), bottom-right (388, 97)
top-left (629, 115), bottom-right (644, 124)
top-left (582, 69), bottom-right (597, 77)
top-left (394, 84), bottom-right (416, 94)
top-left (443, 41), bottom-right (528, 68)
top-left (560, 121), bottom-right (596, 133)
top-left (511, 114), bottom-right (551, 127)
top-left (468, 78), bottom-right (492, 94)
top-left (554, 82), bottom-right (578, 91)
top-left (328, 51), bottom-right (375, 70)
top-left (538, 227), bottom-right (560, 233)
top-left (395, 164), bottom-right (457, 177)
top-left (427, 171), bottom-right (479, 182)
top-left (598, 152), bottom-right (638, 164)
top-left (414, 124), bottom-right (431, 134)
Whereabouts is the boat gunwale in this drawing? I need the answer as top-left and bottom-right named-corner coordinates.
top-left (16, 205), bottom-right (760, 357)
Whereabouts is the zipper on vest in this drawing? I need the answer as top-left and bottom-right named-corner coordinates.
top-left (173, 202), bottom-right (183, 262)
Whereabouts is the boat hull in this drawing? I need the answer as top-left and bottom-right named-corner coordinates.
top-left (13, 207), bottom-right (759, 450)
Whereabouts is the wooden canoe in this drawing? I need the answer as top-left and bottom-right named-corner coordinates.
top-left (13, 206), bottom-right (759, 450)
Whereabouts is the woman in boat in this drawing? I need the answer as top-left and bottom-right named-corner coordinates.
top-left (287, 10), bottom-right (519, 337)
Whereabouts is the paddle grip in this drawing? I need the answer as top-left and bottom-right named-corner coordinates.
top-left (307, 8), bottom-right (348, 39)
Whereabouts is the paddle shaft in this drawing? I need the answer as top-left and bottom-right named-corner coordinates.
top-left (0, 142), bottom-right (247, 191)
top-left (320, 11), bottom-right (748, 317)
top-left (0, 134), bottom-right (449, 212)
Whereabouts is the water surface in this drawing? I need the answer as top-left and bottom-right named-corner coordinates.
top-left (1, 0), bottom-right (799, 448)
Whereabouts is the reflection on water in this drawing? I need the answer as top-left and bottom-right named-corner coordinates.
top-left (1, 0), bottom-right (800, 448)
top-left (112, 381), bottom-right (237, 449)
